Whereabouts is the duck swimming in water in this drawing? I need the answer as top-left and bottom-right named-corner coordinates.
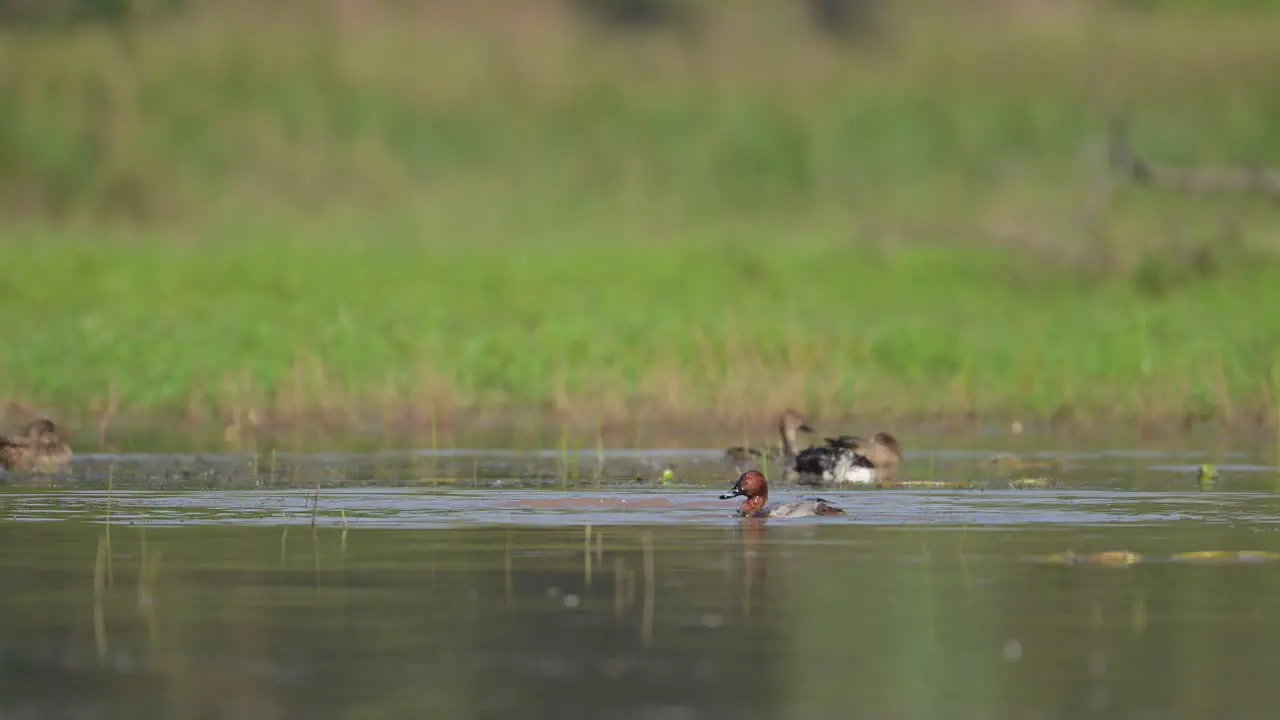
top-left (794, 431), bottom-right (902, 485)
top-left (0, 418), bottom-right (73, 473)
top-left (724, 409), bottom-right (814, 465)
top-left (720, 470), bottom-right (846, 518)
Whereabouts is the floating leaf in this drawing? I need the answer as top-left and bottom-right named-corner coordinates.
top-left (1087, 551), bottom-right (1143, 566)
top-left (1034, 550), bottom-right (1082, 566)
top-left (894, 480), bottom-right (981, 490)
top-left (1032, 550), bottom-right (1142, 567)
top-left (1171, 550), bottom-right (1280, 565)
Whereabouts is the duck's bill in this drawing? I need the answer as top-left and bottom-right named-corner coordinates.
top-left (719, 490), bottom-right (741, 499)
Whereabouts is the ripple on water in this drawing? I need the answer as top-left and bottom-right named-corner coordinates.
top-left (3, 487), bottom-right (1280, 529)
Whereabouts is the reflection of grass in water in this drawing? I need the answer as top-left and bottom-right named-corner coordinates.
top-left (94, 524), bottom-right (164, 664)
top-left (613, 557), bottom-right (626, 622)
top-left (641, 531), bottom-right (655, 648)
top-left (93, 531), bottom-right (108, 662)
top-left (1132, 597), bottom-right (1148, 636)
top-left (310, 485), bottom-right (320, 534)
top-left (584, 524), bottom-right (593, 589)
top-left (138, 529), bottom-right (162, 647)
top-left (922, 535), bottom-right (936, 647)
top-left (504, 528), bottom-right (514, 607)
top-left (106, 464), bottom-right (115, 587)
top-left (2, 6), bottom-right (1280, 432)
top-left (340, 509), bottom-right (349, 560)
top-left (279, 510), bottom-right (289, 570)
top-left (311, 524), bottom-right (321, 590)
top-left (957, 524), bottom-right (973, 596)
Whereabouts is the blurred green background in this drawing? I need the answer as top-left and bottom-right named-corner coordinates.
top-left (1, 0), bottom-right (1279, 446)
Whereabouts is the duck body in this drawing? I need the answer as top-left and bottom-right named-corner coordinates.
top-left (0, 419), bottom-right (73, 473)
top-left (793, 431), bottom-right (901, 485)
top-left (794, 442), bottom-right (878, 484)
top-left (720, 470), bottom-right (846, 519)
top-left (758, 498), bottom-right (847, 519)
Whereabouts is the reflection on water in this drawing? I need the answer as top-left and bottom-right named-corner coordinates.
top-left (3, 443), bottom-right (1280, 492)
top-left (3, 485), bottom-right (1280, 717)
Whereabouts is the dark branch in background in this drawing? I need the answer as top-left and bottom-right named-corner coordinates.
top-left (0, 0), bottom-right (181, 26)
top-left (1108, 120), bottom-right (1280, 202)
top-left (568, 0), bottom-right (882, 40)
top-left (805, 0), bottom-right (882, 40)
top-left (569, 0), bottom-right (693, 31)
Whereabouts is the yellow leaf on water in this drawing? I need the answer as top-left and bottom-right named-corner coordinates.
top-left (1035, 550), bottom-right (1142, 567)
top-left (895, 480), bottom-right (980, 490)
top-left (1086, 551), bottom-right (1143, 566)
top-left (1034, 551), bottom-right (1081, 567)
top-left (1171, 550), bottom-right (1280, 565)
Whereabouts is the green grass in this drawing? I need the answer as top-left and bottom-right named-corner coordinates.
top-left (2, 1), bottom-right (1280, 439)
top-left (6, 224), bottom-right (1279, 431)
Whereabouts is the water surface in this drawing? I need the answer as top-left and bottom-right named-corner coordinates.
top-left (3, 446), bottom-right (1280, 718)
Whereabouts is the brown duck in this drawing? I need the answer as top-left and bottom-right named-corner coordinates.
top-left (0, 419), bottom-right (73, 473)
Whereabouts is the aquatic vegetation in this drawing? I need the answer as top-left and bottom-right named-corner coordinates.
top-left (1197, 464), bottom-right (1218, 490)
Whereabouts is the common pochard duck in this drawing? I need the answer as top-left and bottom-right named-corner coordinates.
top-left (719, 470), bottom-right (846, 518)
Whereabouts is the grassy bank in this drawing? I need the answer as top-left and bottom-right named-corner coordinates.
top-left (2, 1), bottom-right (1280, 443)
top-left (7, 227), bottom-right (1280, 441)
